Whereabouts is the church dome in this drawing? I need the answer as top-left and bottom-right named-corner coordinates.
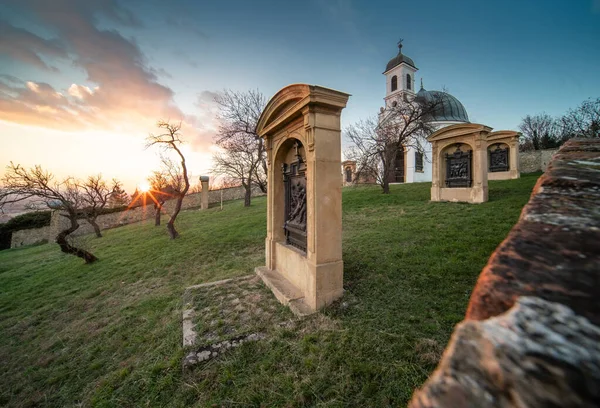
top-left (415, 87), bottom-right (469, 123)
top-left (384, 42), bottom-right (417, 72)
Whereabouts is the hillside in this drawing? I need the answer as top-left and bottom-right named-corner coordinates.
top-left (0, 174), bottom-right (540, 407)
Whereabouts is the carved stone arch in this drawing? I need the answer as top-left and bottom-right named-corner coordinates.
top-left (273, 132), bottom-right (307, 164)
top-left (257, 84), bottom-right (312, 136)
top-left (428, 123), bottom-right (492, 142)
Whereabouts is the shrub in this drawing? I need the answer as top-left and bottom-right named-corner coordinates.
top-left (0, 211), bottom-right (52, 250)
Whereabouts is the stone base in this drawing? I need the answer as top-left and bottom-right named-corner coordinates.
top-left (432, 186), bottom-right (488, 203)
top-left (310, 260), bottom-right (344, 311)
top-left (488, 170), bottom-right (519, 180)
top-left (255, 266), bottom-right (313, 316)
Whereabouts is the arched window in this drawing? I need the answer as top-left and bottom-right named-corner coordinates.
top-left (406, 74), bottom-right (412, 90)
top-left (415, 151), bottom-right (423, 172)
top-left (391, 76), bottom-right (397, 92)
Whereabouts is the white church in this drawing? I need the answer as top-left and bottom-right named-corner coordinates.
top-left (378, 42), bottom-right (470, 184)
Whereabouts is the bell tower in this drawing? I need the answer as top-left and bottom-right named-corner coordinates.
top-left (383, 40), bottom-right (418, 108)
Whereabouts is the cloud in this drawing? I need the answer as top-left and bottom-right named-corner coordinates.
top-left (188, 91), bottom-right (221, 151)
top-left (0, 0), bottom-right (212, 151)
top-left (0, 20), bottom-right (67, 71)
top-left (67, 84), bottom-right (94, 99)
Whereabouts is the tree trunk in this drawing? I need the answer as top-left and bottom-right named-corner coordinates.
top-left (255, 167), bottom-right (267, 193)
top-left (166, 194), bottom-right (183, 239)
top-left (381, 165), bottom-right (391, 194)
top-left (154, 204), bottom-right (162, 226)
top-left (88, 217), bottom-right (102, 238)
top-left (533, 130), bottom-right (540, 150)
top-left (244, 184), bottom-right (252, 207)
top-left (56, 215), bottom-right (98, 263)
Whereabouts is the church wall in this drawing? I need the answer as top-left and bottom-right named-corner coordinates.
top-left (406, 123), bottom-right (467, 184)
top-left (405, 144), bottom-right (433, 183)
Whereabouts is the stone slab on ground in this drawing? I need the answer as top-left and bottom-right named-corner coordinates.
top-left (182, 275), bottom-right (297, 367)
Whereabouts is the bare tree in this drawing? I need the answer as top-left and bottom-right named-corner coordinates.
top-left (0, 163), bottom-right (98, 263)
top-left (79, 175), bottom-right (122, 238)
top-left (146, 166), bottom-right (179, 227)
top-left (146, 121), bottom-right (190, 239)
top-left (213, 89), bottom-right (268, 206)
top-left (212, 132), bottom-right (260, 206)
top-left (518, 113), bottom-right (559, 151)
top-left (346, 94), bottom-right (442, 194)
top-left (560, 97), bottom-right (600, 140)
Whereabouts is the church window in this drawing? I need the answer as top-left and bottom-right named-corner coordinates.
top-left (345, 167), bottom-right (352, 182)
top-left (415, 151), bottom-right (423, 172)
top-left (391, 76), bottom-right (397, 92)
top-left (406, 74), bottom-right (412, 90)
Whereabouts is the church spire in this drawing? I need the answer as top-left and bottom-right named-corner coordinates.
top-left (420, 78), bottom-right (424, 90)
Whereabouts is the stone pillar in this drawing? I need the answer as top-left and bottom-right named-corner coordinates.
top-left (200, 176), bottom-right (209, 210)
top-left (255, 84), bottom-right (350, 315)
top-left (428, 123), bottom-right (491, 204)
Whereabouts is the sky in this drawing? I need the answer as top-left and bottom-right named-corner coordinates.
top-left (1, 0), bottom-right (599, 192)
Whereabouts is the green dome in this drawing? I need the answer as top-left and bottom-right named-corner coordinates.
top-left (415, 88), bottom-right (469, 123)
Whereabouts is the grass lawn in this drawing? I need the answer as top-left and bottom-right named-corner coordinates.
top-left (0, 174), bottom-right (540, 407)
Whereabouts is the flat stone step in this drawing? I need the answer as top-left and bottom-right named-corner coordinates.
top-left (256, 266), bottom-right (313, 316)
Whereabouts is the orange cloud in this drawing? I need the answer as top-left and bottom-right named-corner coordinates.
top-left (0, 0), bottom-right (212, 151)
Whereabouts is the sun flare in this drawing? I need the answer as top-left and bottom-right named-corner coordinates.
top-left (138, 182), bottom-right (151, 193)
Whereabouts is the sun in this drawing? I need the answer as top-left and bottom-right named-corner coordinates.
top-left (138, 182), bottom-right (151, 193)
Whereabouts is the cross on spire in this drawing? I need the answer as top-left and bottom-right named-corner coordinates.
top-left (397, 38), bottom-right (403, 52)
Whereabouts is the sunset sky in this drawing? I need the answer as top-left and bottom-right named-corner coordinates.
top-left (1, 0), bottom-right (599, 192)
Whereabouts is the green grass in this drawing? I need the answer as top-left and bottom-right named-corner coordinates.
top-left (0, 174), bottom-right (540, 407)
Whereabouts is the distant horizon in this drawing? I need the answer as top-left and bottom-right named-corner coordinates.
top-left (1, 0), bottom-right (599, 191)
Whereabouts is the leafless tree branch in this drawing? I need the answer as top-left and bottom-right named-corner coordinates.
top-left (0, 163), bottom-right (98, 263)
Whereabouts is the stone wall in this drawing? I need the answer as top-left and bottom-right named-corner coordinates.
top-left (409, 138), bottom-right (600, 407)
top-left (11, 185), bottom-right (265, 248)
top-left (207, 185), bottom-right (265, 204)
top-left (10, 226), bottom-right (52, 248)
top-left (518, 148), bottom-right (558, 173)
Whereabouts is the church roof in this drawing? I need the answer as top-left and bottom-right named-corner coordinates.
top-left (384, 42), bottom-right (417, 73)
top-left (415, 87), bottom-right (470, 123)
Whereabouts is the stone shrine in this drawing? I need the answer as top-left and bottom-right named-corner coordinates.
top-left (255, 84), bottom-right (350, 315)
top-left (428, 123), bottom-right (491, 203)
top-left (486, 131), bottom-right (520, 180)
